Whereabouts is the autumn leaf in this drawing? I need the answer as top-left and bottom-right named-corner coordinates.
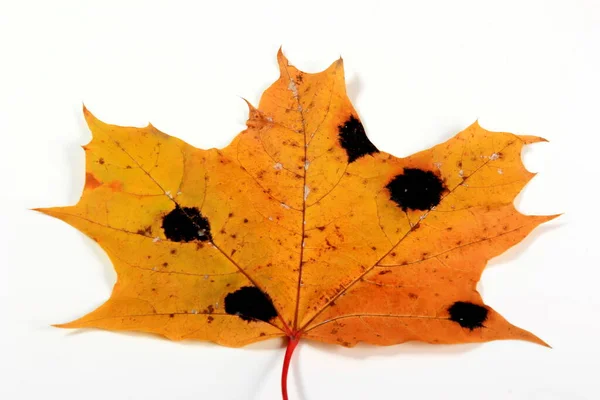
top-left (36, 50), bottom-right (556, 399)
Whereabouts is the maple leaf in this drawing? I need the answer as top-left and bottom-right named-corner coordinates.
top-left (37, 50), bottom-right (557, 399)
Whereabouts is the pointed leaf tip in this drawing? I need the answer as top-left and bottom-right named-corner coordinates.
top-left (520, 135), bottom-right (549, 144)
top-left (544, 213), bottom-right (563, 223)
top-left (82, 103), bottom-right (92, 118)
top-left (529, 333), bottom-right (551, 348)
top-left (31, 207), bottom-right (50, 216)
top-left (53, 320), bottom-right (81, 329)
top-left (240, 97), bottom-right (257, 111)
top-left (277, 47), bottom-right (290, 72)
top-left (469, 119), bottom-right (482, 131)
top-left (82, 105), bottom-right (99, 127)
top-left (331, 56), bottom-right (344, 71)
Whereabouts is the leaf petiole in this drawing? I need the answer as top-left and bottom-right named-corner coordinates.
top-left (281, 335), bottom-right (300, 400)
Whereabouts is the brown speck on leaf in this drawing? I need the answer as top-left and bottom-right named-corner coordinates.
top-left (325, 238), bottom-right (337, 250)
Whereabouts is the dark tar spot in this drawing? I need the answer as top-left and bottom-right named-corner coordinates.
top-left (448, 301), bottom-right (488, 330)
top-left (224, 286), bottom-right (277, 323)
top-left (338, 115), bottom-right (379, 163)
top-left (162, 205), bottom-right (212, 242)
top-left (386, 168), bottom-right (446, 211)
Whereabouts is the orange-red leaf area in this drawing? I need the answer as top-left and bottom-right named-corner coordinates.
top-left (37, 50), bottom-right (556, 400)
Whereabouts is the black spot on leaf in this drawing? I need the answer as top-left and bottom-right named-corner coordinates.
top-left (224, 286), bottom-right (277, 323)
top-left (338, 115), bottom-right (379, 162)
top-left (386, 168), bottom-right (445, 211)
top-left (448, 301), bottom-right (488, 330)
top-left (162, 206), bottom-right (212, 242)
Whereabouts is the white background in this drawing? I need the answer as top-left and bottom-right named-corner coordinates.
top-left (1, 1), bottom-right (598, 399)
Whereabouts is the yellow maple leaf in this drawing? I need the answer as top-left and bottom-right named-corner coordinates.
top-left (37, 50), bottom-right (557, 399)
